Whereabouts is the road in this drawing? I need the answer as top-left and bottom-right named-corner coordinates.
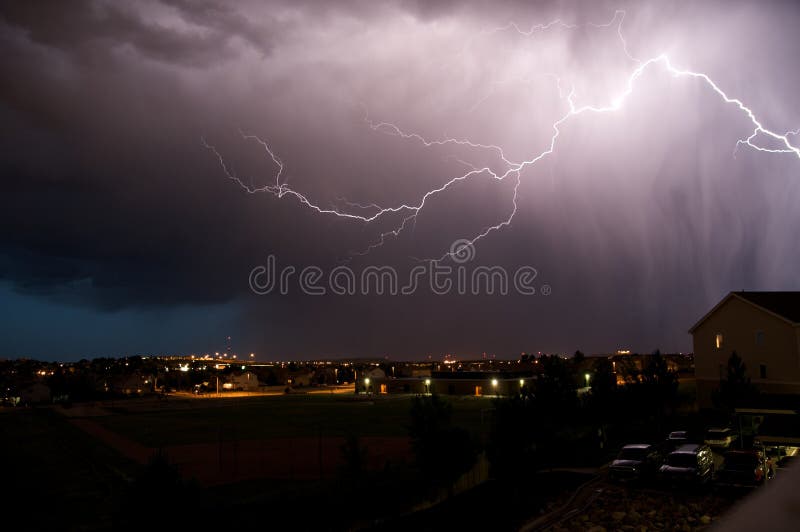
top-left (519, 473), bottom-right (606, 532)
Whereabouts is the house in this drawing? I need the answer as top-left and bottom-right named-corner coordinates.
top-left (689, 291), bottom-right (800, 408)
top-left (110, 373), bottom-right (152, 395)
top-left (287, 369), bottom-right (315, 388)
top-left (19, 382), bottom-right (51, 404)
top-left (227, 371), bottom-right (261, 392)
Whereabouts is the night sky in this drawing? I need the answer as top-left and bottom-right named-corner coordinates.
top-left (1, 1), bottom-right (799, 360)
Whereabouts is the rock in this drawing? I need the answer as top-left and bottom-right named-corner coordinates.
top-left (579, 514), bottom-right (589, 522)
top-left (677, 504), bottom-right (689, 516)
top-left (647, 510), bottom-right (658, 518)
top-left (700, 515), bottom-right (712, 525)
top-left (687, 516), bottom-right (696, 523)
top-left (587, 527), bottom-right (606, 532)
top-left (612, 511), bottom-right (627, 521)
top-left (629, 510), bottom-right (642, 521)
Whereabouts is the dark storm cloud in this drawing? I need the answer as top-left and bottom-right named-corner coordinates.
top-left (0, 0), bottom-right (276, 67)
top-left (1, 0), bottom-right (799, 359)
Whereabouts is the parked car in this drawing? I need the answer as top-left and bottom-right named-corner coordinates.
top-left (777, 454), bottom-right (797, 471)
top-left (666, 431), bottom-right (690, 447)
top-left (659, 444), bottom-right (715, 484)
top-left (609, 444), bottom-right (664, 481)
top-left (715, 449), bottom-right (774, 487)
top-left (705, 427), bottom-right (737, 449)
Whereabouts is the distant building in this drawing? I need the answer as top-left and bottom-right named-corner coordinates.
top-left (287, 369), bottom-right (315, 388)
top-left (19, 382), bottom-right (51, 404)
top-left (690, 291), bottom-right (800, 408)
top-left (368, 371), bottom-right (533, 396)
top-left (228, 371), bottom-right (261, 392)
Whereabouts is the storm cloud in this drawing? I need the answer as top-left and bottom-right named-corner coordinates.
top-left (1, 0), bottom-right (798, 359)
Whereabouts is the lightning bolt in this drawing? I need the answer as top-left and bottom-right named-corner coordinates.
top-left (205, 10), bottom-right (799, 262)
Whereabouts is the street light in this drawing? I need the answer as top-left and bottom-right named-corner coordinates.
top-left (364, 377), bottom-right (370, 394)
top-left (424, 378), bottom-right (431, 394)
top-left (519, 379), bottom-right (525, 387)
top-left (584, 373), bottom-right (591, 387)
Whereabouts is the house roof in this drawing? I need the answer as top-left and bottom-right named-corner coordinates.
top-left (689, 291), bottom-right (800, 333)
top-left (734, 292), bottom-right (800, 323)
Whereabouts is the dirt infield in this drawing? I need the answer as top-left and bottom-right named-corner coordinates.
top-left (68, 417), bottom-right (152, 464)
top-left (167, 436), bottom-right (411, 485)
top-left (67, 416), bottom-right (410, 486)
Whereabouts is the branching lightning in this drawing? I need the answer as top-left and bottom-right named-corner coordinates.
top-left (204, 9), bottom-right (799, 262)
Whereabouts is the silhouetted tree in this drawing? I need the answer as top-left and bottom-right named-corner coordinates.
top-left (590, 358), bottom-right (617, 404)
top-left (119, 450), bottom-right (199, 529)
top-left (488, 395), bottom-right (538, 479)
top-left (536, 355), bottom-right (577, 411)
top-left (714, 351), bottom-right (758, 411)
top-left (642, 350), bottom-right (678, 412)
top-left (408, 394), bottom-right (477, 488)
top-left (340, 434), bottom-right (368, 481)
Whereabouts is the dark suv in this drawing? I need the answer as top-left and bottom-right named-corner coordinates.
top-left (609, 444), bottom-right (663, 481)
top-left (659, 444), bottom-right (715, 484)
top-left (716, 449), bottom-right (774, 488)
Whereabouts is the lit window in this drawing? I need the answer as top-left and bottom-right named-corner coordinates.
top-left (715, 334), bottom-right (723, 349)
top-left (755, 331), bottom-right (765, 345)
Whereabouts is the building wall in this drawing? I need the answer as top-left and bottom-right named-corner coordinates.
top-left (378, 377), bottom-right (523, 396)
top-left (693, 296), bottom-right (800, 408)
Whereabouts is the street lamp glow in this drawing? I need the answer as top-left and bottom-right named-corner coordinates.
top-left (519, 379), bottom-right (524, 386)
top-left (584, 373), bottom-right (591, 386)
top-left (424, 379), bottom-right (431, 386)
top-left (491, 378), bottom-right (498, 387)
top-left (364, 378), bottom-right (370, 386)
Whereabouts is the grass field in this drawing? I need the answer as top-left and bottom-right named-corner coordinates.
top-left (94, 393), bottom-right (498, 447)
top-left (0, 394), bottom-right (504, 529)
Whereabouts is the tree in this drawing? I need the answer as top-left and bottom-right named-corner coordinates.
top-left (536, 355), bottom-right (577, 411)
top-left (408, 394), bottom-right (477, 488)
top-left (120, 450), bottom-right (199, 528)
top-left (488, 395), bottom-right (538, 479)
top-left (715, 351), bottom-right (758, 411)
top-left (590, 357), bottom-right (617, 403)
top-left (339, 434), bottom-right (368, 481)
top-left (640, 350), bottom-right (679, 419)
